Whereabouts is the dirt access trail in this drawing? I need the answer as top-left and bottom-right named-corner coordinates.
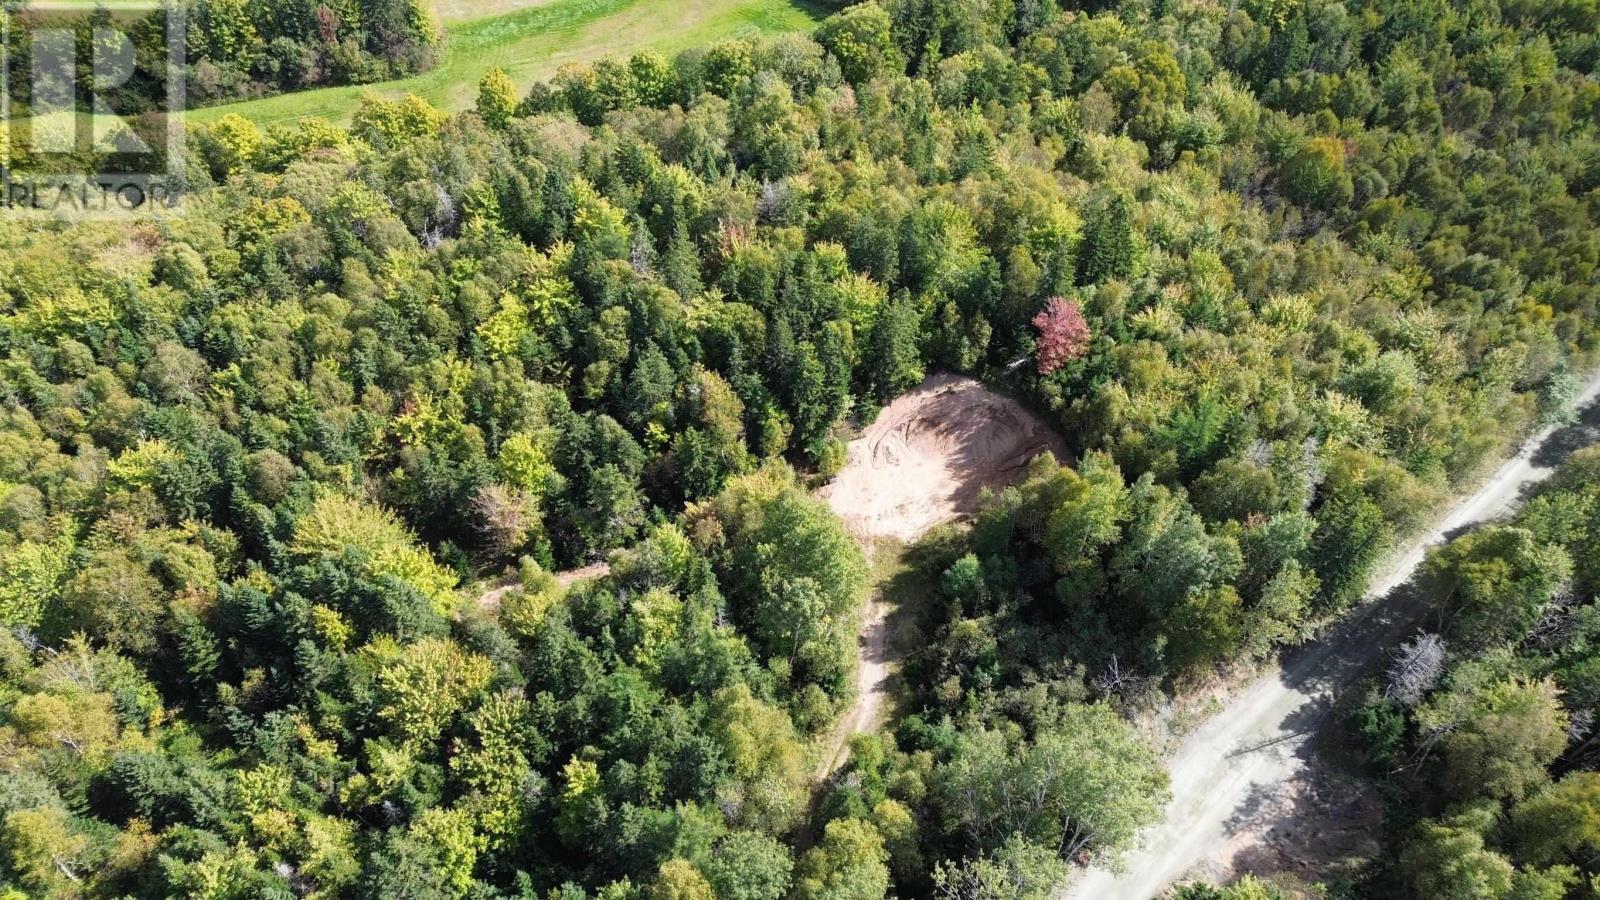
top-left (1065, 371), bottom-right (1600, 899)
top-left (814, 375), bottom-right (1067, 777)
top-left (475, 561), bottom-right (611, 611)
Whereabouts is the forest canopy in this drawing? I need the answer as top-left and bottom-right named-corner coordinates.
top-left (3, 0), bottom-right (1600, 896)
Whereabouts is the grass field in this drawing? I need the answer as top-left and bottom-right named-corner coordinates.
top-left (187, 0), bottom-right (826, 127)
top-left (433, 0), bottom-right (561, 25)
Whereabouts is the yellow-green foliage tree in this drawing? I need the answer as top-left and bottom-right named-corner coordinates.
top-left (477, 67), bottom-right (519, 130)
top-left (292, 493), bottom-right (459, 615)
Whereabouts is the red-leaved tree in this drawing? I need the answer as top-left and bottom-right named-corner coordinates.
top-left (1032, 297), bottom-right (1090, 375)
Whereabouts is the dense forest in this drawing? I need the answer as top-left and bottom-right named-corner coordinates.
top-left (3, 0), bottom-right (1600, 896)
top-left (1, 0), bottom-right (440, 112)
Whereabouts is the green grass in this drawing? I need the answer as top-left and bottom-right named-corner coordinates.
top-left (187, 0), bottom-right (826, 127)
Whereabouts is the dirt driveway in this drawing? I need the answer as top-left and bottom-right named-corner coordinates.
top-left (815, 374), bottom-right (1065, 777)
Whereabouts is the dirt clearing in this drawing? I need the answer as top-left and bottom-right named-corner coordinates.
top-left (819, 374), bottom-right (1068, 542)
top-left (811, 375), bottom-right (1064, 780)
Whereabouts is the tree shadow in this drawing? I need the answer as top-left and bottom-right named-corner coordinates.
top-left (1224, 779), bottom-right (1296, 838)
top-left (876, 531), bottom-right (958, 716)
top-left (1530, 398), bottom-right (1600, 470)
top-left (1222, 764), bottom-right (1383, 885)
top-left (1271, 378), bottom-right (1600, 707)
top-left (1274, 579), bottom-right (1433, 705)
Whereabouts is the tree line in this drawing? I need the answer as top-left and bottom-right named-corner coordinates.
top-left (1, 0), bottom-right (440, 115)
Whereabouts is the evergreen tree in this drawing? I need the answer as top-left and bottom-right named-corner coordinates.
top-left (1078, 194), bottom-right (1137, 284)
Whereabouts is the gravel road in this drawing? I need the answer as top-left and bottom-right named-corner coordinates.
top-left (1064, 373), bottom-right (1600, 900)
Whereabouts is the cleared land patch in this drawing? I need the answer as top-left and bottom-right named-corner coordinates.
top-left (475, 561), bottom-right (612, 611)
top-left (820, 374), bottom-right (1069, 542)
top-left (812, 376), bottom-right (1065, 780)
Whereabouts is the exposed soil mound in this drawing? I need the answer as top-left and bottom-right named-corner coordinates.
top-left (820, 374), bottom-right (1068, 542)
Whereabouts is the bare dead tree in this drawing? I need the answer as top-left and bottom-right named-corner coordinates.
top-left (1299, 436), bottom-right (1324, 509)
top-left (1384, 633), bottom-right (1445, 707)
top-left (1095, 654), bottom-right (1159, 712)
top-left (1569, 708), bottom-right (1595, 745)
top-left (1095, 654), bottom-right (1138, 696)
top-left (1522, 587), bottom-right (1580, 652)
top-left (421, 182), bottom-right (458, 247)
top-left (473, 483), bottom-right (535, 559)
top-left (628, 224), bottom-right (655, 276)
top-left (34, 639), bottom-right (100, 693)
top-left (756, 180), bottom-right (792, 224)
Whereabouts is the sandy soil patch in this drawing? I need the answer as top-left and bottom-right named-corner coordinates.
top-left (812, 376), bottom-right (1063, 780)
top-left (819, 374), bottom-right (1068, 542)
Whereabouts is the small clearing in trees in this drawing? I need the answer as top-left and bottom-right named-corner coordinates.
top-left (819, 374), bottom-right (1068, 542)
top-left (811, 375), bottom-right (1065, 780)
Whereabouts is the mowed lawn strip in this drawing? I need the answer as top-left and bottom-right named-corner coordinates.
top-left (188, 0), bottom-right (825, 127)
top-left (434, 0), bottom-right (561, 27)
